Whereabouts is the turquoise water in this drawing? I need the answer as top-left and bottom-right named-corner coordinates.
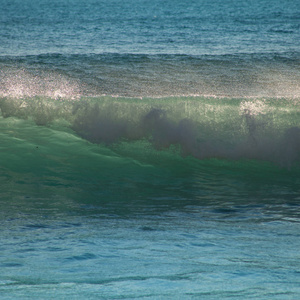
top-left (1, 0), bottom-right (300, 298)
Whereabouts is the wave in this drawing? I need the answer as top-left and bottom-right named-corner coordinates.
top-left (1, 94), bottom-right (299, 169)
top-left (1, 53), bottom-right (300, 170)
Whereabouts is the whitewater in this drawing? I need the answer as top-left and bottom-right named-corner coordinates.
top-left (1, 0), bottom-right (300, 299)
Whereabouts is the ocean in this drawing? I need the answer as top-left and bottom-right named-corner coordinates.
top-left (1, 0), bottom-right (300, 298)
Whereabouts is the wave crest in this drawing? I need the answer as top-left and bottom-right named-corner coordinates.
top-left (1, 95), bottom-right (299, 168)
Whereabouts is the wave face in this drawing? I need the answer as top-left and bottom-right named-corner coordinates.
top-left (1, 94), bottom-right (300, 166)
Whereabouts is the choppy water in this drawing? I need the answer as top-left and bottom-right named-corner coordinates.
top-left (1, 0), bottom-right (300, 299)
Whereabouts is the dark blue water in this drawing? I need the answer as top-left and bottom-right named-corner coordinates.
top-left (1, 0), bottom-right (300, 298)
top-left (1, 0), bottom-right (300, 56)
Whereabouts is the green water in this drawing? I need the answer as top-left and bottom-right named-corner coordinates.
top-left (1, 96), bottom-right (299, 213)
top-left (1, 95), bottom-right (300, 299)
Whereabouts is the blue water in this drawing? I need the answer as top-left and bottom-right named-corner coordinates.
top-left (1, 0), bottom-right (300, 298)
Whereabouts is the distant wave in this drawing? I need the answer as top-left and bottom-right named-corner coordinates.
top-left (1, 52), bottom-right (300, 98)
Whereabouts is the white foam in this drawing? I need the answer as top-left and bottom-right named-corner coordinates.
top-left (0, 68), bottom-right (82, 100)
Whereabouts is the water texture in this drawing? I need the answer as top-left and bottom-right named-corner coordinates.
top-left (1, 0), bottom-right (300, 298)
